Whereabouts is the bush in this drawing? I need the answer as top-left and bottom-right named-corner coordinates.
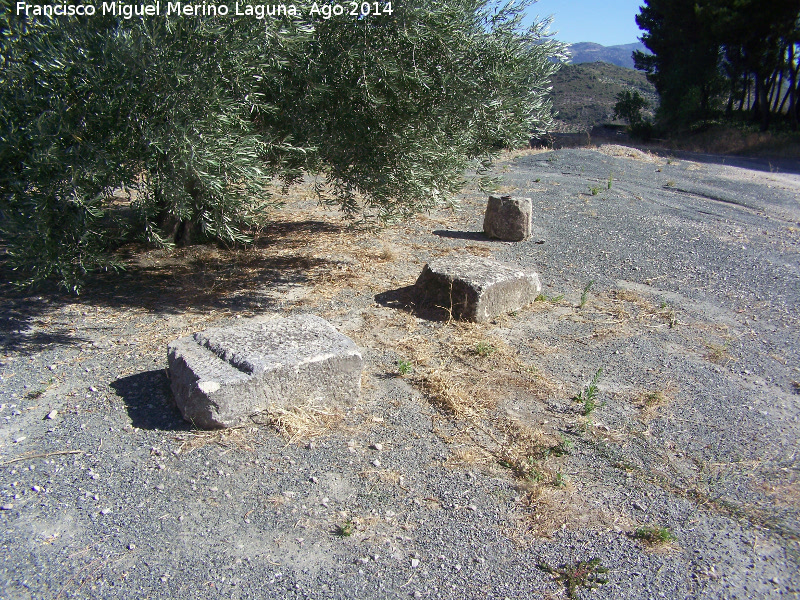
top-left (1, 0), bottom-right (565, 291)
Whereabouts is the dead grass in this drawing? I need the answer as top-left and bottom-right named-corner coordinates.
top-left (661, 125), bottom-right (800, 158)
top-left (704, 340), bottom-right (734, 365)
top-left (264, 403), bottom-right (344, 445)
top-left (496, 146), bottom-right (552, 162)
top-left (174, 426), bottom-right (262, 455)
top-left (632, 384), bottom-right (678, 419)
top-left (596, 144), bottom-right (663, 164)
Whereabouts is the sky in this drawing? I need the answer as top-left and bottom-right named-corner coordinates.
top-left (523, 0), bottom-right (646, 47)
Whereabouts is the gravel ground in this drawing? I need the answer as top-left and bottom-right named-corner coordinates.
top-left (1, 145), bottom-right (799, 599)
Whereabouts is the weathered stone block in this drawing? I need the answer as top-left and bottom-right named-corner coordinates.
top-left (483, 196), bottom-right (532, 241)
top-left (414, 257), bottom-right (541, 323)
top-left (167, 314), bottom-right (362, 429)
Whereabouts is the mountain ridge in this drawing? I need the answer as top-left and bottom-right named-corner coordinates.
top-left (567, 41), bottom-right (649, 69)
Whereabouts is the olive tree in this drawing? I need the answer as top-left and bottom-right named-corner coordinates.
top-left (1, 0), bottom-right (565, 291)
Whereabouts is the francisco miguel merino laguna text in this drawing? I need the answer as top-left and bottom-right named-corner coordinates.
top-left (16, 2), bottom-right (393, 18)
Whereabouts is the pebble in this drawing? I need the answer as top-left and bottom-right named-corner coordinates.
top-left (46, 410), bottom-right (58, 420)
top-left (411, 558), bottom-right (420, 568)
top-left (100, 508), bottom-right (111, 515)
top-left (372, 459), bottom-right (381, 468)
top-left (13, 436), bottom-right (26, 443)
top-left (31, 485), bottom-right (41, 493)
top-left (371, 443), bottom-right (383, 451)
top-left (128, 543), bottom-right (136, 550)
top-left (1, 504), bottom-right (13, 510)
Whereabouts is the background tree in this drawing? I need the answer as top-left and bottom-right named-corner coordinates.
top-left (634, 0), bottom-right (800, 132)
top-left (634, 0), bottom-right (724, 127)
top-left (0, 0), bottom-right (565, 291)
top-left (613, 90), bottom-right (649, 126)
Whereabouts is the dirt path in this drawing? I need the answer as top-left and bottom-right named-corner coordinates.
top-left (1, 146), bottom-right (798, 599)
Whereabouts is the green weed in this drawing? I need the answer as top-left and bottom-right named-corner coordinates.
top-left (589, 185), bottom-right (600, 195)
top-left (538, 558), bottom-right (609, 598)
top-left (543, 434), bottom-right (573, 457)
top-left (607, 174), bottom-right (613, 189)
top-left (397, 359), bottom-right (413, 376)
top-left (535, 293), bottom-right (564, 304)
top-left (334, 520), bottom-right (354, 538)
top-left (573, 368), bottom-right (604, 415)
top-left (579, 279), bottom-right (594, 308)
top-left (473, 341), bottom-right (496, 357)
top-left (633, 526), bottom-right (676, 545)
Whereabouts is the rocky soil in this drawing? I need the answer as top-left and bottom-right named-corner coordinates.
top-left (1, 145), bottom-right (798, 599)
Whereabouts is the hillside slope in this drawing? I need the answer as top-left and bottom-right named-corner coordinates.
top-left (550, 62), bottom-right (658, 132)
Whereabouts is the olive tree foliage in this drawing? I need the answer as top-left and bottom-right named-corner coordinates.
top-left (0, 0), bottom-right (565, 291)
top-left (274, 0), bottom-right (566, 220)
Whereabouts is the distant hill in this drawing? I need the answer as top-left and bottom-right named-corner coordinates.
top-left (568, 42), bottom-right (649, 69)
top-left (549, 62), bottom-right (658, 132)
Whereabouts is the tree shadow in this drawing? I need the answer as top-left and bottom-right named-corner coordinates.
top-left (0, 296), bottom-right (89, 355)
top-left (110, 370), bottom-right (189, 431)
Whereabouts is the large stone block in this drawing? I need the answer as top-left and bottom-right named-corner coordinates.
top-left (483, 195), bottom-right (532, 241)
top-left (414, 257), bottom-right (541, 323)
top-left (167, 314), bottom-right (362, 429)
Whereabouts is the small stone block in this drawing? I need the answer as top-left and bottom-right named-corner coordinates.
top-left (483, 196), bottom-right (532, 241)
top-left (167, 314), bottom-right (362, 429)
top-left (414, 257), bottom-right (541, 322)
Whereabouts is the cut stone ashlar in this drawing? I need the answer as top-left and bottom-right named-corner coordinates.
top-left (483, 195), bottom-right (532, 241)
top-left (414, 257), bottom-right (542, 323)
top-left (167, 314), bottom-right (362, 429)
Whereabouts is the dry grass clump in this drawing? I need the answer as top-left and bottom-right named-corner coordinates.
top-left (633, 384), bottom-right (677, 419)
top-left (597, 144), bottom-right (662, 164)
top-left (174, 426), bottom-right (261, 455)
top-left (703, 340), bottom-right (734, 365)
top-left (264, 403), bottom-right (343, 445)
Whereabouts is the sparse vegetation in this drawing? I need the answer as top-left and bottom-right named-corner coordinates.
top-left (538, 558), bottom-right (610, 598)
top-left (334, 520), bottom-right (354, 538)
top-left (580, 280), bottom-right (595, 308)
top-left (640, 390), bottom-right (668, 410)
top-left (633, 525), bottom-right (676, 545)
top-left (543, 434), bottom-right (573, 457)
top-left (704, 341), bottom-right (732, 365)
top-left (549, 62), bottom-right (657, 131)
top-left (536, 293), bottom-right (565, 303)
top-left (574, 368), bottom-right (604, 416)
top-left (397, 359), bottom-right (413, 376)
top-left (473, 341), bottom-right (497, 357)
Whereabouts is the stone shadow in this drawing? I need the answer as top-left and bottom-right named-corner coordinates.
top-left (111, 370), bottom-right (189, 431)
top-left (432, 229), bottom-right (489, 241)
top-left (374, 285), bottom-right (451, 322)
